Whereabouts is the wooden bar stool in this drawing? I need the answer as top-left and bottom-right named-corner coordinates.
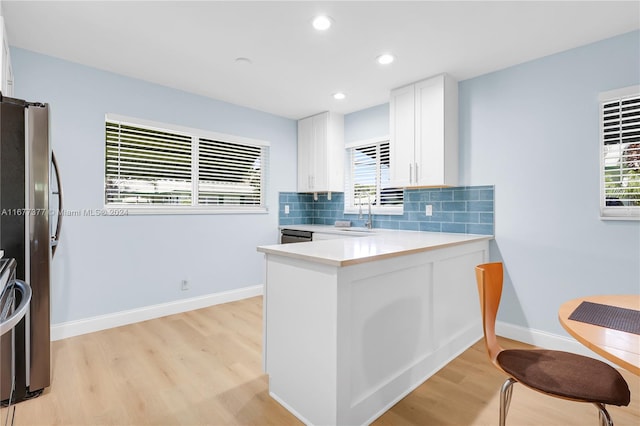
top-left (474, 262), bottom-right (630, 426)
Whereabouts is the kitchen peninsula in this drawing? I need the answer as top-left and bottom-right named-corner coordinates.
top-left (257, 229), bottom-right (491, 426)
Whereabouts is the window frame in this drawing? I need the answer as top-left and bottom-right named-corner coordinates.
top-left (599, 86), bottom-right (640, 221)
top-left (344, 136), bottom-right (404, 215)
top-left (104, 113), bottom-right (270, 215)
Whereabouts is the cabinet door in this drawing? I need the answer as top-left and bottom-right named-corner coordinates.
top-left (311, 112), bottom-right (328, 190)
top-left (0, 18), bottom-right (10, 96)
top-left (297, 111), bottom-right (344, 193)
top-left (297, 116), bottom-right (314, 192)
top-left (389, 84), bottom-right (416, 187)
top-left (414, 76), bottom-right (445, 186)
top-left (324, 112), bottom-right (345, 192)
top-left (3, 48), bottom-right (13, 97)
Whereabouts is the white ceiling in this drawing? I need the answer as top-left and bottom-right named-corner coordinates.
top-left (3, 1), bottom-right (639, 119)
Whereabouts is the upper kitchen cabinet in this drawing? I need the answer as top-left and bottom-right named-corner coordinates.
top-left (389, 74), bottom-right (457, 187)
top-left (0, 17), bottom-right (13, 97)
top-left (297, 111), bottom-right (344, 193)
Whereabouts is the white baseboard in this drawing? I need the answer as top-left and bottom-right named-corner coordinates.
top-left (496, 320), bottom-right (611, 365)
top-left (51, 284), bottom-right (264, 341)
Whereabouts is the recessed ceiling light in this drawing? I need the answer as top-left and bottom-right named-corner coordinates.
top-left (312, 15), bottom-right (332, 31)
top-left (333, 92), bottom-right (346, 100)
top-left (235, 57), bottom-right (252, 65)
top-left (376, 54), bottom-right (395, 65)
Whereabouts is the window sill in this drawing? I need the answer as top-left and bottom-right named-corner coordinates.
top-left (103, 205), bottom-right (269, 215)
top-left (600, 207), bottom-right (640, 221)
top-left (344, 206), bottom-right (404, 216)
top-left (600, 215), bottom-right (640, 221)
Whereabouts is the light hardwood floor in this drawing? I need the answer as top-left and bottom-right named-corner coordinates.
top-left (3, 296), bottom-right (638, 425)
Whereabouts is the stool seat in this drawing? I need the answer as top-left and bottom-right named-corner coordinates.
top-left (498, 349), bottom-right (630, 406)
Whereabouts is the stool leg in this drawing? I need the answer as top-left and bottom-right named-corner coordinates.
top-left (595, 403), bottom-right (613, 426)
top-left (499, 378), bottom-right (516, 426)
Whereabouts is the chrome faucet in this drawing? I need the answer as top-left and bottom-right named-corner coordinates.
top-left (358, 195), bottom-right (373, 229)
top-left (365, 195), bottom-right (373, 229)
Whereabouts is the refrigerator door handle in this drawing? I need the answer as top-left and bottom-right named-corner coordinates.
top-left (0, 280), bottom-right (32, 337)
top-left (51, 151), bottom-right (63, 257)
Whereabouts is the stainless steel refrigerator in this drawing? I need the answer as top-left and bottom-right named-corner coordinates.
top-left (0, 94), bottom-right (62, 404)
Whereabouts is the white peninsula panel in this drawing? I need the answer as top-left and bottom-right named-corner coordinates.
top-left (258, 233), bottom-right (490, 426)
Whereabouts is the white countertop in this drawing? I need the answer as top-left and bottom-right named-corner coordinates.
top-left (258, 225), bottom-right (492, 266)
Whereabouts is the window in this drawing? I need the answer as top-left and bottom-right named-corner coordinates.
top-left (105, 114), bottom-right (269, 213)
top-left (345, 138), bottom-right (403, 214)
top-left (600, 86), bottom-right (640, 220)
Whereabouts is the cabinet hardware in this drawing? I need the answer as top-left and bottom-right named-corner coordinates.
top-left (409, 163), bottom-right (413, 184)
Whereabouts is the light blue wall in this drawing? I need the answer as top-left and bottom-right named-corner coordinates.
top-left (11, 29), bottom-right (640, 336)
top-left (459, 30), bottom-right (640, 335)
top-left (11, 48), bottom-right (297, 325)
top-left (344, 103), bottom-right (389, 143)
top-left (343, 31), bottom-right (640, 338)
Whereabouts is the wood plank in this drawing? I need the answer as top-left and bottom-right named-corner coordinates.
top-left (2, 296), bottom-right (638, 425)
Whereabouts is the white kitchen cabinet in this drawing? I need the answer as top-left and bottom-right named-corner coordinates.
top-left (297, 111), bottom-right (344, 193)
top-left (389, 74), bottom-right (457, 187)
top-left (0, 17), bottom-right (13, 97)
top-left (259, 236), bottom-right (489, 425)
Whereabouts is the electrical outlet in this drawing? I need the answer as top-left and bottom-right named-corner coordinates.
top-left (181, 280), bottom-right (189, 291)
top-left (425, 205), bottom-right (433, 216)
top-left (284, 205), bottom-right (290, 214)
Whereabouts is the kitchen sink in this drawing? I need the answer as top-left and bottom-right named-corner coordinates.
top-left (340, 228), bottom-right (375, 233)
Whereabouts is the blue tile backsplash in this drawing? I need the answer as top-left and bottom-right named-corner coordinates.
top-left (279, 186), bottom-right (494, 235)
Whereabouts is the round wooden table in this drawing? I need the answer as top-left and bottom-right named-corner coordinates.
top-left (559, 295), bottom-right (640, 376)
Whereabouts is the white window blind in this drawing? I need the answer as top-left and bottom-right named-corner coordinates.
top-left (346, 140), bottom-right (403, 211)
top-left (105, 115), bottom-right (269, 213)
top-left (106, 121), bottom-right (192, 205)
top-left (600, 86), bottom-right (640, 220)
top-left (198, 138), bottom-right (266, 206)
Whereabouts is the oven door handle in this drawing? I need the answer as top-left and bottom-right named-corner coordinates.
top-left (0, 280), bottom-right (32, 336)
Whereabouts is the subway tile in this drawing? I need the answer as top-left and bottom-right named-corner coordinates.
top-left (403, 201), bottom-right (420, 212)
top-left (398, 221), bottom-right (420, 231)
top-left (453, 212), bottom-right (479, 223)
top-left (376, 220), bottom-right (399, 230)
top-left (430, 190), bottom-right (454, 201)
top-left (467, 201), bottom-right (494, 212)
top-left (478, 189), bottom-right (494, 200)
top-left (407, 211), bottom-right (423, 221)
top-left (472, 185), bottom-right (494, 191)
top-left (431, 211), bottom-right (454, 222)
top-left (419, 221), bottom-right (441, 232)
top-left (442, 223), bottom-right (466, 233)
top-left (454, 190), bottom-right (479, 201)
top-left (405, 191), bottom-right (423, 202)
top-left (441, 201), bottom-right (466, 212)
top-left (479, 213), bottom-right (495, 224)
top-left (467, 223), bottom-right (494, 235)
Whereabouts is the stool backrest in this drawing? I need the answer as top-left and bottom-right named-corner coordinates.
top-left (475, 262), bottom-right (505, 367)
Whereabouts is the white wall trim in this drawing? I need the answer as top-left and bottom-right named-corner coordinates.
top-left (51, 285), bottom-right (264, 341)
top-left (496, 320), bottom-right (612, 365)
